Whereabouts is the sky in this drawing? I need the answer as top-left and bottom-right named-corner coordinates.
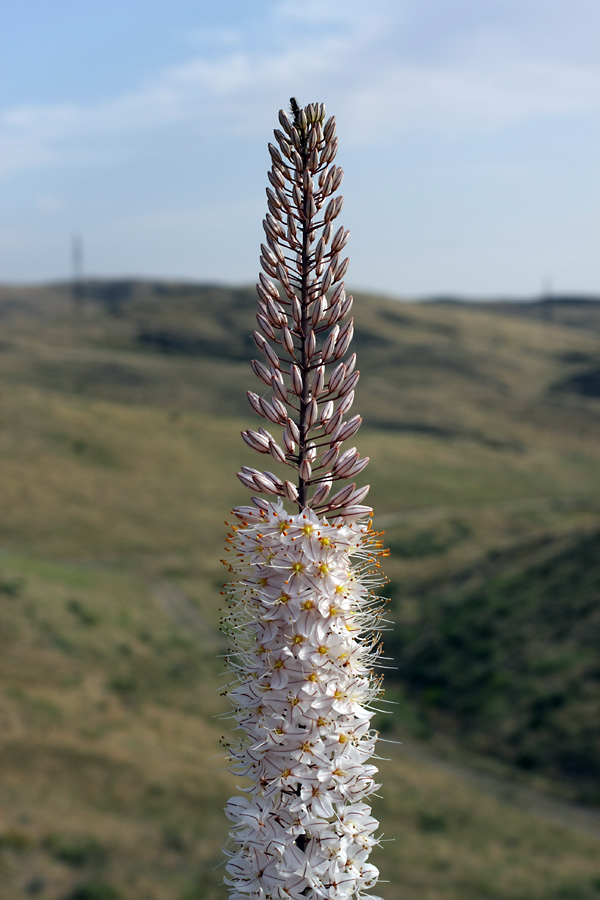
top-left (1, 0), bottom-right (599, 296)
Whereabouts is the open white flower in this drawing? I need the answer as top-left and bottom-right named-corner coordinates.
top-left (222, 503), bottom-right (387, 899)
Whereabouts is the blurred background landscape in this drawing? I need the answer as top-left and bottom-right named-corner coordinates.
top-left (0, 281), bottom-right (599, 900)
top-left (2, 0), bottom-right (600, 898)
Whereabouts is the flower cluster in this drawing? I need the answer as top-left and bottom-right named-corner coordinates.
top-left (221, 99), bottom-right (389, 899)
top-left (221, 501), bottom-right (388, 899)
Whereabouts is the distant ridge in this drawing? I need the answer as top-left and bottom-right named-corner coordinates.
top-left (425, 293), bottom-right (600, 306)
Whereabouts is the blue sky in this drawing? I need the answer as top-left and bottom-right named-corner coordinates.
top-left (1, 0), bottom-right (599, 295)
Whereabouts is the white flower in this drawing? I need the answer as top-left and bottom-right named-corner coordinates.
top-left (221, 502), bottom-right (387, 899)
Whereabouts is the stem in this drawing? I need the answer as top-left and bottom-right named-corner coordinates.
top-left (295, 106), bottom-right (312, 509)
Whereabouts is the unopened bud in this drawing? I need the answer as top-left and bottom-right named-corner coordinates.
top-left (300, 458), bottom-right (312, 481)
top-left (284, 480), bottom-right (299, 502)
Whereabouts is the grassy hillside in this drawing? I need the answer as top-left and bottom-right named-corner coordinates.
top-left (0, 280), bottom-right (599, 899)
top-left (389, 526), bottom-right (600, 800)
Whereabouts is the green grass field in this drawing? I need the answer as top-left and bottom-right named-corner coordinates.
top-left (0, 281), bottom-right (599, 899)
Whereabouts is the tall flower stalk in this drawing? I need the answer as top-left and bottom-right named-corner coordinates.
top-left (221, 99), bottom-right (389, 900)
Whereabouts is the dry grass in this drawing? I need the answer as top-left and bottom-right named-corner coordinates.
top-left (0, 282), bottom-right (599, 898)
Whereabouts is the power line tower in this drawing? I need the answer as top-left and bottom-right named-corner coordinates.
top-left (541, 275), bottom-right (554, 323)
top-left (72, 233), bottom-right (85, 318)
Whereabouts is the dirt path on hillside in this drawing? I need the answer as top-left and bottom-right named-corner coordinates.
top-left (399, 740), bottom-right (600, 841)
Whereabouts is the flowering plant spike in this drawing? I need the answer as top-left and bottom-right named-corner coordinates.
top-left (221, 99), bottom-right (389, 900)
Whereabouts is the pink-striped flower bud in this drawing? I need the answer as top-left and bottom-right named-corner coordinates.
top-left (251, 359), bottom-right (272, 387)
top-left (331, 414), bottom-right (361, 443)
top-left (331, 226), bottom-right (350, 253)
top-left (321, 324), bottom-right (339, 362)
top-left (278, 108), bottom-right (293, 135)
top-left (266, 298), bottom-right (285, 328)
top-left (326, 300), bottom-right (342, 327)
top-left (311, 475), bottom-right (333, 505)
top-left (347, 484), bottom-right (371, 505)
top-left (334, 318), bottom-right (354, 359)
top-left (285, 418), bottom-right (300, 443)
top-left (276, 262), bottom-right (290, 290)
top-left (262, 234), bottom-right (279, 262)
top-left (263, 342), bottom-right (281, 370)
top-left (314, 238), bottom-right (325, 268)
top-left (320, 400), bottom-right (334, 424)
top-left (299, 458), bottom-right (312, 481)
top-left (269, 441), bottom-right (287, 464)
top-left (311, 294), bottom-right (326, 325)
top-left (341, 455), bottom-right (369, 478)
top-left (311, 366), bottom-right (325, 397)
top-left (327, 482), bottom-right (356, 508)
top-left (260, 254), bottom-right (277, 278)
top-left (247, 391), bottom-right (264, 417)
top-left (339, 370), bottom-right (360, 397)
top-left (320, 266), bottom-right (333, 294)
top-left (252, 325), bottom-right (268, 352)
top-left (345, 352), bottom-right (357, 375)
top-left (283, 480), bottom-right (298, 502)
top-left (259, 273), bottom-right (279, 298)
top-left (276, 186), bottom-right (290, 212)
top-left (305, 398), bottom-right (319, 429)
top-left (331, 282), bottom-right (345, 304)
top-left (287, 214), bottom-right (297, 241)
top-left (333, 446), bottom-right (359, 475)
top-left (324, 408), bottom-right (343, 435)
top-left (256, 283), bottom-right (272, 306)
top-left (334, 503), bottom-right (373, 520)
top-left (338, 390), bottom-right (355, 415)
top-left (273, 378), bottom-right (288, 404)
top-left (268, 142), bottom-right (283, 165)
top-left (268, 168), bottom-right (285, 189)
top-left (259, 397), bottom-right (281, 424)
top-left (242, 430), bottom-right (270, 453)
top-left (323, 197), bottom-right (336, 223)
top-left (291, 296), bottom-right (302, 327)
top-left (236, 471), bottom-right (256, 489)
top-left (271, 397), bottom-right (288, 423)
top-left (282, 428), bottom-right (296, 454)
top-left (340, 293), bottom-right (354, 318)
top-left (254, 472), bottom-right (280, 494)
top-left (282, 325), bottom-right (295, 357)
top-left (328, 361), bottom-right (346, 393)
top-left (304, 330), bottom-right (316, 359)
top-left (324, 115), bottom-right (336, 141)
top-left (257, 313), bottom-right (277, 340)
top-left (290, 365), bottom-right (303, 396)
top-left (334, 256), bottom-right (349, 282)
top-left (321, 443), bottom-right (340, 468)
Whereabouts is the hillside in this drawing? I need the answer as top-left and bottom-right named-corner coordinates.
top-left (389, 526), bottom-right (600, 800)
top-left (1, 280), bottom-right (600, 900)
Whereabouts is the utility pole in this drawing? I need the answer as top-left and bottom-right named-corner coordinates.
top-left (542, 275), bottom-right (553, 323)
top-left (72, 233), bottom-right (84, 318)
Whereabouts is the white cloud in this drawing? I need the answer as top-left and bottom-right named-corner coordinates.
top-left (0, 0), bottom-right (598, 179)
